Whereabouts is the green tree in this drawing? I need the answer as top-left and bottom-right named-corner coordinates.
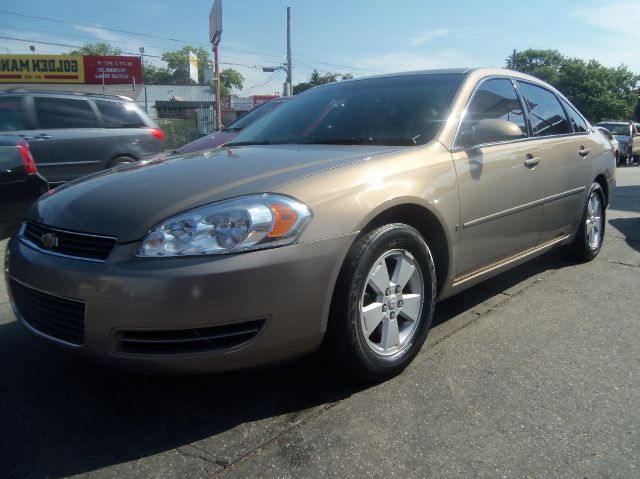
top-left (219, 68), bottom-right (245, 96)
top-left (161, 45), bottom-right (210, 84)
top-left (506, 49), bottom-right (565, 86)
top-left (142, 63), bottom-right (173, 85)
top-left (293, 69), bottom-right (353, 94)
top-left (66, 42), bottom-right (122, 56)
top-left (506, 49), bottom-right (639, 122)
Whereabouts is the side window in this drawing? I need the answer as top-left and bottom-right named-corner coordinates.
top-left (560, 98), bottom-right (588, 133)
top-left (95, 100), bottom-right (146, 128)
top-left (456, 78), bottom-right (527, 148)
top-left (34, 97), bottom-right (99, 129)
top-left (0, 97), bottom-right (25, 131)
top-left (517, 82), bottom-right (570, 137)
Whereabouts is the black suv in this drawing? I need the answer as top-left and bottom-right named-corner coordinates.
top-left (0, 90), bottom-right (163, 183)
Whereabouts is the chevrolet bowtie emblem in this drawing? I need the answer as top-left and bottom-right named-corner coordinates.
top-left (41, 232), bottom-right (59, 249)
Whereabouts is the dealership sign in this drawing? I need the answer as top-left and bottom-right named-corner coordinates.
top-left (0, 54), bottom-right (142, 84)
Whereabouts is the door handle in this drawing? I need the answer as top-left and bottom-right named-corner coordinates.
top-left (34, 134), bottom-right (52, 140)
top-left (18, 134), bottom-right (33, 140)
top-left (524, 155), bottom-right (541, 168)
top-left (578, 146), bottom-right (591, 157)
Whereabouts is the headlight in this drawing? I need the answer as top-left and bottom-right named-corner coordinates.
top-left (138, 195), bottom-right (312, 257)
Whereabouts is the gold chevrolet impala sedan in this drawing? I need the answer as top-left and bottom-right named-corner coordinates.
top-left (5, 68), bottom-right (615, 380)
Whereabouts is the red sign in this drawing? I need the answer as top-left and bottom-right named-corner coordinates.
top-left (253, 94), bottom-right (280, 107)
top-left (83, 56), bottom-right (142, 84)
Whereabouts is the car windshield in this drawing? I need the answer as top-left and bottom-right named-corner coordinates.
top-left (223, 99), bottom-right (286, 131)
top-left (597, 123), bottom-right (630, 136)
top-left (227, 73), bottom-right (463, 147)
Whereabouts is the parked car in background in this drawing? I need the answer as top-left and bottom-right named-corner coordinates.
top-left (595, 126), bottom-right (620, 165)
top-left (594, 120), bottom-right (639, 165)
top-left (6, 68), bottom-right (614, 381)
top-left (0, 90), bottom-right (164, 183)
top-left (0, 136), bottom-right (48, 240)
top-left (173, 96), bottom-right (290, 154)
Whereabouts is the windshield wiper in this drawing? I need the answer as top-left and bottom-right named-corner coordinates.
top-left (297, 137), bottom-right (417, 146)
top-left (226, 139), bottom-right (275, 147)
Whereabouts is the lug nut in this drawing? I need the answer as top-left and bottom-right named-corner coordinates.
top-left (382, 304), bottom-right (388, 312)
top-left (385, 288), bottom-right (391, 295)
top-left (398, 300), bottom-right (403, 308)
top-left (395, 286), bottom-right (401, 293)
top-left (390, 312), bottom-right (396, 319)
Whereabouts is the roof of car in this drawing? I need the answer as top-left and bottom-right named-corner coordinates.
top-left (0, 88), bottom-right (133, 102)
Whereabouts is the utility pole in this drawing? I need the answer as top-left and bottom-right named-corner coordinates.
top-left (286, 6), bottom-right (292, 96)
top-left (140, 47), bottom-right (148, 113)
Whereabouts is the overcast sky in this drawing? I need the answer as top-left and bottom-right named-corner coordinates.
top-left (1, 0), bottom-right (637, 95)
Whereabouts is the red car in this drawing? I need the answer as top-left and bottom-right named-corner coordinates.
top-left (0, 137), bottom-right (48, 239)
top-left (174, 97), bottom-right (290, 154)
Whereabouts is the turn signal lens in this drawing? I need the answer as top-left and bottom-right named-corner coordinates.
top-left (268, 203), bottom-right (298, 238)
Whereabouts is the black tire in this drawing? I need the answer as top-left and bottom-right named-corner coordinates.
top-left (326, 223), bottom-right (436, 382)
top-left (108, 156), bottom-right (135, 168)
top-left (563, 182), bottom-right (605, 262)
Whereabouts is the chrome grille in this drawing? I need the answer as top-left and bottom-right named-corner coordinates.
top-left (21, 222), bottom-right (117, 261)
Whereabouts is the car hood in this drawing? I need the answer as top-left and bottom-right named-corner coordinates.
top-left (174, 130), bottom-right (238, 154)
top-left (28, 144), bottom-right (407, 242)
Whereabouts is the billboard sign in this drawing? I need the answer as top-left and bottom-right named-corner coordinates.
top-left (209, 0), bottom-right (222, 46)
top-left (231, 96), bottom-right (254, 111)
top-left (253, 94), bottom-right (280, 107)
top-left (0, 54), bottom-right (142, 84)
top-left (189, 51), bottom-right (198, 83)
top-left (0, 54), bottom-right (84, 83)
top-left (83, 56), bottom-right (142, 84)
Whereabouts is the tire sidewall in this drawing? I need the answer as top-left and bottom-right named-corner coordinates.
top-left (581, 183), bottom-right (605, 259)
top-left (343, 224), bottom-right (436, 379)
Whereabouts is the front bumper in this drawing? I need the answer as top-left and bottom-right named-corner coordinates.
top-left (5, 233), bottom-right (354, 373)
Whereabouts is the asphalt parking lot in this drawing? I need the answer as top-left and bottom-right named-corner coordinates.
top-left (1, 167), bottom-right (638, 479)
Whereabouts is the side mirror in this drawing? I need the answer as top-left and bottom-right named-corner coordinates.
top-left (472, 119), bottom-right (526, 146)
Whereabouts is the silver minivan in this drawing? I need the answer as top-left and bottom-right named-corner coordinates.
top-left (0, 90), bottom-right (163, 183)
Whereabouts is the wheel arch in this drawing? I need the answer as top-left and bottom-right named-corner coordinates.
top-left (594, 174), bottom-right (608, 206)
top-left (354, 201), bottom-right (452, 296)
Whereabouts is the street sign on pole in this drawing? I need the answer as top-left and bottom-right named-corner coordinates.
top-left (210, 0), bottom-right (223, 130)
top-left (209, 0), bottom-right (222, 46)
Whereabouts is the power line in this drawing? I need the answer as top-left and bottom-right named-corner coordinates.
top-left (0, 35), bottom-right (267, 70)
top-left (0, 23), bottom-right (170, 52)
top-left (0, 9), bottom-right (194, 44)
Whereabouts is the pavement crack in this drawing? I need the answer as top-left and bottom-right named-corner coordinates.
top-left (609, 260), bottom-right (640, 268)
top-left (176, 445), bottom-right (221, 468)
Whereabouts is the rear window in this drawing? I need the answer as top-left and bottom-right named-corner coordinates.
top-left (517, 82), bottom-right (570, 137)
top-left (0, 97), bottom-right (25, 131)
top-left (95, 100), bottom-right (146, 128)
top-left (35, 97), bottom-right (99, 129)
top-left (596, 123), bottom-right (631, 136)
top-left (560, 98), bottom-right (588, 133)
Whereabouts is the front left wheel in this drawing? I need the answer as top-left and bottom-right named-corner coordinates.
top-left (327, 223), bottom-right (436, 381)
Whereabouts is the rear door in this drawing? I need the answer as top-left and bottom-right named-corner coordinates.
top-left (29, 96), bottom-right (104, 183)
top-left (94, 99), bottom-right (162, 161)
top-left (453, 77), bottom-right (543, 278)
top-left (515, 81), bottom-right (591, 245)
